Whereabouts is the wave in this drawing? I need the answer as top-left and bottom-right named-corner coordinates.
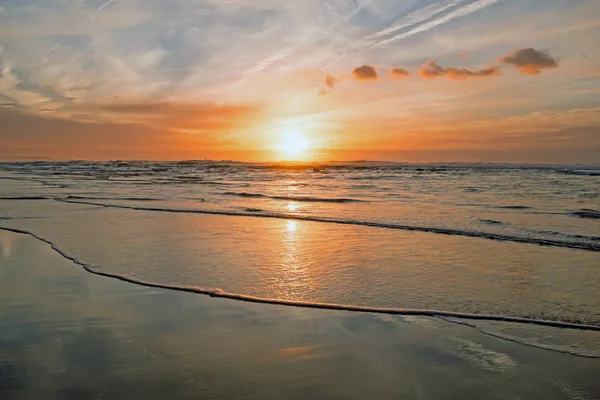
top-left (346, 175), bottom-right (400, 180)
top-left (57, 199), bottom-right (600, 251)
top-left (0, 195), bottom-right (167, 202)
top-left (351, 184), bottom-right (377, 189)
top-left (558, 170), bottom-right (600, 176)
top-left (222, 191), bottom-right (365, 203)
top-left (2, 225), bottom-right (599, 349)
top-left (479, 219), bottom-right (503, 225)
top-left (66, 195), bottom-right (162, 202)
top-left (569, 209), bottom-right (600, 219)
top-left (0, 196), bottom-right (51, 200)
top-left (494, 205), bottom-right (532, 210)
top-left (462, 187), bottom-right (484, 193)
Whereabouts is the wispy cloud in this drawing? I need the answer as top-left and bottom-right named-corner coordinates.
top-left (365, 0), bottom-right (467, 40)
top-left (0, 64), bottom-right (51, 106)
top-left (368, 0), bottom-right (505, 49)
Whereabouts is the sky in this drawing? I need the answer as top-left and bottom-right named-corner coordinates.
top-left (0, 0), bottom-right (599, 163)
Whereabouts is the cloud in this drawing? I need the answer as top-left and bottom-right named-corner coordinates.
top-left (387, 68), bottom-right (409, 80)
top-left (499, 47), bottom-right (559, 75)
top-left (368, 0), bottom-right (504, 49)
top-left (352, 65), bottom-right (378, 81)
top-left (0, 64), bottom-right (52, 105)
top-left (365, 0), bottom-right (467, 40)
top-left (419, 61), bottom-right (501, 79)
top-left (325, 74), bottom-right (339, 88)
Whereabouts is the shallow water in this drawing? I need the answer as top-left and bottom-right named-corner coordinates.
top-left (0, 162), bottom-right (599, 328)
top-left (1, 230), bottom-right (599, 399)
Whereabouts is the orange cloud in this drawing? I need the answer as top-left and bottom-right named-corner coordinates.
top-left (387, 67), bottom-right (409, 79)
top-left (499, 47), bottom-right (559, 75)
top-left (419, 61), bottom-right (501, 79)
top-left (325, 74), bottom-right (339, 88)
top-left (352, 65), bottom-right (378, 81)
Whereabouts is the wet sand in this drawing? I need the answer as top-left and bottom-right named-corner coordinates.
top-left (1, 230), bottom-right (599, 399)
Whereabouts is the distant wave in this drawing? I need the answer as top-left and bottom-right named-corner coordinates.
top-left (0, 195), bottom-right (166, 202)
top-left (452, 203), bottom-right (536, 210)
top-left (66, 195), bottom-right (162, 202)
top-left (350, 184), bottom-right (377, 189)
top-left (2, 225), bottom-right (600, 346)
top-left (479, 219), bottom-right (503, 225)
top-left (462, 188), bottom-right (484, 193)
top-left (222, 191), bottom-right (365, 203)
top-left (569, 209), bottom-right (600, 219)
top-left (0, 196), bottom-right (51, 200)
top-left (346, 175), bottom-right (399, 180)
top-left (558, 170), bottom-right (600, 176)
top-left (56, 199), bottom-right (600, 251)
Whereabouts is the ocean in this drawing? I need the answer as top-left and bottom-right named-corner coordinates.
top-left (1, 161), bottom-right (599, 354)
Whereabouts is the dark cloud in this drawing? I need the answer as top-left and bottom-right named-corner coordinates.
top-left (325, 74), bottom-right (339, 88)
top-left (387, 68), bottom-right (409, 80)
top-left (352, 65), bottom-right (378, 81)
top-left (419, 61), bottom-right (501, 79)
top-left (499, 47), bottom-right (559, 75)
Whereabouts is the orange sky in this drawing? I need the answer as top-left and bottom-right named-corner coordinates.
top-left (1, 0), bottom-right (599, 163)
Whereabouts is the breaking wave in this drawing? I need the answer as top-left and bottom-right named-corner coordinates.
top-left (222, 191), bottom-right (366, 203)
top-left (57, 199), bottom-right (600, 251)
top-left (569, 209), bottom-right (600, 219)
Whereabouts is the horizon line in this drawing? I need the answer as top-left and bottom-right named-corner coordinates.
top-left (1, 159), bottom-right (599, 168)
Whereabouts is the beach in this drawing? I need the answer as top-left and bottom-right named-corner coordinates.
top-left (1, 229), bottom-right (600, 399)
top-left (2, 0), bottom-right (600, 397)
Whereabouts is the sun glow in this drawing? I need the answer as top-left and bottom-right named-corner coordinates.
top-left (277, 127), bottom-right (311, 159)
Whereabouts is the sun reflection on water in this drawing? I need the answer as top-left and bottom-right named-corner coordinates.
top-left (268, 219), bottom-right (317, 301)
top-left (286, 220), bottom-right (297, 232)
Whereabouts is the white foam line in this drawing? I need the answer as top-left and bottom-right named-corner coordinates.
top-left (364, 0), bottom-right (467, 40)
top-left (368, 0), bottom-right (505, 49)
top-left (2, 225), bottom-right (600, 342)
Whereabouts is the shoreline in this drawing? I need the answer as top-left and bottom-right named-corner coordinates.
top-left (3, 225), bottom-right (599, 334)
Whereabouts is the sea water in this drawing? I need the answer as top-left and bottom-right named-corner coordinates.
top-left (0, 161), bottom-right (599, 345)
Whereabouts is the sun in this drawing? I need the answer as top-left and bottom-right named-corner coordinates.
top-left (277, 127), bottom-right (311, 159)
